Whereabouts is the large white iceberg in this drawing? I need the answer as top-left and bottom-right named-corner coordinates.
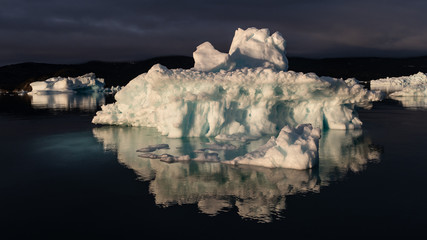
top-left (93, 65), bottom-right (381, 137)
top-left (93, 27), bottom-right (381, 138)
top-left (370, 72), bottom-right (427, 95)
top-left (30, 73), bottom-right (105, 93)
top-left (225, 124), bottom-right (321, 169)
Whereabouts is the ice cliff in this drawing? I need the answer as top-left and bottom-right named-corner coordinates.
top-left (92, 27), bottom-right (382, 138)
top-left (30, 73), bottom-right (105, 93)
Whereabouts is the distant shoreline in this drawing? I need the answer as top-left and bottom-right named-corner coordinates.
top-left (1, 55), bottom-right (426, 92)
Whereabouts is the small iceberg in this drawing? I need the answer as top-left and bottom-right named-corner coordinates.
top-left (30, 73), bottom-right (105, 94)
top-left (370, 72), bottom-right (427, 95)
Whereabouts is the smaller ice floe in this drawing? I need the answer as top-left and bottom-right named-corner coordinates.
top-left (203, 142), bottom-right (238, 150)
top-left (193, 150), bottom-right (221, 162)
top-left (136, 144), bottom-right (170, 152)
top-left (138, 153), bottom-right (191, 163)
top-left (137, 148), bottom-right (220, 163)
top-left (370, 72), bottom-right (427, 94)
top-left (224, 124), bottom-right (321, 169)
top-left (30, 73), bottom-right (105, 93)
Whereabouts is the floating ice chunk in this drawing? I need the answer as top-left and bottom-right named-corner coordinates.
top-left (92, 65), bottom-right (382, 136)
top-left (138, 153), bottom-right (161, 159)
top-left (370, 72), bottom-right (427, 94)
top-left (193, 42), bottom-right (232, 72)
top-left (224, 124), bottom-right (321, 169)
top-left (204, 142), bottom-right (238, 150)
top-left (30, 73), bottom-right (105, 93)
top-left (193, 150), bottom-right (220, 162)
top-left (138, 153), bottom-right (191, 163)
top-left (229, 28), bottom-right (288, 71)
top-left (136, 144), bottom-right (170, 152)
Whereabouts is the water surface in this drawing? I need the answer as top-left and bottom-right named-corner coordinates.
top-left (1, 93), bottom-right (426, 238)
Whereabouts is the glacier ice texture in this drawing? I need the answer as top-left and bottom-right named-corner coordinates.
top-left (30, 73), bottom-right (105, 93)
top-left (92, 64), bottom-right (382, 137)
top-left (225, 124), bottom-right (321, 169)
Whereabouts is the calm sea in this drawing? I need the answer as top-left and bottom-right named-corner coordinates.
top-left (1, 93), bottom-right (426, 239)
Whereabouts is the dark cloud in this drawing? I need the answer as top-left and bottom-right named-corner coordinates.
top-left (1, 0), bottom-right (427, 66)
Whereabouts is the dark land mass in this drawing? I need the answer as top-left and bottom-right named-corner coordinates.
top-left (1, 56), bottom-right (427, 92)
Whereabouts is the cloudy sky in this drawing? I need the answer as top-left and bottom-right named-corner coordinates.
top-left (1, 0), bottom-right (427, 66)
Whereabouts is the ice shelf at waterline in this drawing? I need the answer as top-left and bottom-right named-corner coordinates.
top-left (30, 73), bottom-right (105, 93)
top-left (92, 27), bottom-right (382, 138)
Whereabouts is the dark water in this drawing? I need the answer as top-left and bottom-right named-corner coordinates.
top-left (1, 93), bottom-right (427, 239)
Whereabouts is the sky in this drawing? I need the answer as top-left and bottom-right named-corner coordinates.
top-left (1, 0), bottom-right (427, 66)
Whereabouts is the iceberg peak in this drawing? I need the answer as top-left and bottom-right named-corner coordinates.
top-left (193, 27), bottom-right (288, 72)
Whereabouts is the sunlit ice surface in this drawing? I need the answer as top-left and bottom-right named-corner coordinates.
top-left (93, 126), bottom-right (381, 223)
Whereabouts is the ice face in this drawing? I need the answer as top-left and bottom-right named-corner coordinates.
top-left (30, 73), bottom-right (105, 93)
top-left (92, 126), bottom-right (381, 222)
top-left (370, 72), bottom-right (427, 94)
top-left (225, 124), bottom-right (321, 170)
top-left (92, 64), bottom-right (382, 137)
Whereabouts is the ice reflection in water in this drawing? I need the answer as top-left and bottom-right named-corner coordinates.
top-left (93, 127), bottom-right (381, 222)
top-left (390, 96), bottom-right (427, 110)
top-left (30, 92), bottom-right (105, 111)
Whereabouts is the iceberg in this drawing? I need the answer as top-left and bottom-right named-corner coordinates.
top-left (92, 64), bottom-right (381, 137)
top-left (30, 73), bottom-right (105, 93)
top-left (225, 124), bottom-right (321, 169)
top-left (370, 72), bottom-right (427, 94)
top-left (93, 27), bottom-right (381, 137)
